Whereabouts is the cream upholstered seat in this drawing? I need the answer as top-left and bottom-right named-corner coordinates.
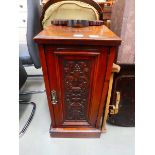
top-left (42, 1), bottom-right (100, 29)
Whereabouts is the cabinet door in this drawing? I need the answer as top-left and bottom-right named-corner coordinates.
top-left (45, 46), bottom-right (108, 128)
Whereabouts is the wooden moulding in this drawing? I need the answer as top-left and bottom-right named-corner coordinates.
top-left (50, 127), bottom-right (101, 138)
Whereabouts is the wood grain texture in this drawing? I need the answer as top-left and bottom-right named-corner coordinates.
top-left (34, 25), bottom-right (121, 138)
top-left (38, 45), bottom-right (56, 127)
top-left (45, 48), bottom-right (104, 128)
top-left (96, 47), bottom-right (116, 128)
top-left (54, 51), bottom-right (100, 56)
top-left (50, 127), bottom-right (101, 138)
top-left (34, 25), bottom-right (121, 46)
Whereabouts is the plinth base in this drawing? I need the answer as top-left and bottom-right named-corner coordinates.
top-left (50, 127), bottom-right (101, 138)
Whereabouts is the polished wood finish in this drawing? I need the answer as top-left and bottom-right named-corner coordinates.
top-left (34, 25), bottom-right (121, 46)
top-left (50, 127), bottom-right (101, 138)
top-left (34, 25), bottom-right (121, 138)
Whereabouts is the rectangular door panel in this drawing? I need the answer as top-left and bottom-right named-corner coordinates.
top-left (45, 46), bottom-right (108, 128)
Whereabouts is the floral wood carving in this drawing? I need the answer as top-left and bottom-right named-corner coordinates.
top-left (63, 60), bottom-right (91, 120)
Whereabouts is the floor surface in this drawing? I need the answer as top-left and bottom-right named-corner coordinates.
top-left (19, 67), bottom-right (135, 155)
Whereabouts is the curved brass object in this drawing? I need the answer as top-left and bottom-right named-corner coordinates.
top-left (109, 91), bottom-right (120, 115)
top-left (102, 63), bottom-right (121, 132)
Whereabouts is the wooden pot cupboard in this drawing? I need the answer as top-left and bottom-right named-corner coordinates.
top-left (34, 25), bottom-right (121, 138)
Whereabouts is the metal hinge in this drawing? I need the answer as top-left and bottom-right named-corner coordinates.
top-left (109, 91), bottom-right (120, 115)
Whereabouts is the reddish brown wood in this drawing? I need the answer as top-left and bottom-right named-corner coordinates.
top-left (96, 47), bottom-right (116, 128)
top-left (34, 25), bottom-right (121, 46)
top-left (50, 127), bottom-right (101, 138)
top-left (45, 48), bottom-right (103, 128)
top-left (54, 51), bottom-right (100, 56)
top-left (34, 25), bottom-right (121, 138)
top-left (88, 48), bottom-right (108, 126)
top-left (38, 45), bottom-right (56, 127)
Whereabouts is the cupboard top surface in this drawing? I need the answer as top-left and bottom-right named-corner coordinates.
top-left (34, 25), bottom-right (121, 46)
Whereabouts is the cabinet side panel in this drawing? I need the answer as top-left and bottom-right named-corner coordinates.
top-left (96, 47), bottom-right (116, 128)
top-left (89, 48), bottom-right (108, 126)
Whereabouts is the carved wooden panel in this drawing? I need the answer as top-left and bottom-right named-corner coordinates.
top-left (63, 60), bottom-right (91, 121)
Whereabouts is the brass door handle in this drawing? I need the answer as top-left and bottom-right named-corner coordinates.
top-left (51, 90), bottom-right (58, 105)
top-left (109, 91), bottom-right (120, 115)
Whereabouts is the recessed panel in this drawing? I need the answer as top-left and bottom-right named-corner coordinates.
top-left (62, 59), bottom-right (91, 121)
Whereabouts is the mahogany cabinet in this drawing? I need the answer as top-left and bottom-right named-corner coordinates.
top-left (34, 25), bottom-right (121, 138)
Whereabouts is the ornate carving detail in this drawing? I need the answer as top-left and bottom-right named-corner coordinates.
top-left (63, 60), bottom-right (91, 120)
